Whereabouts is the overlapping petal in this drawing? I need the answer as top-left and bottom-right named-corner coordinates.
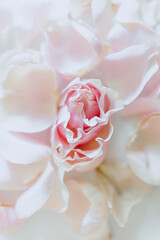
top-left (43, 19), bottom-right (103, 81)
top-left (15, 162), bottom-right (54, 218)
top-left (0, 50), bottom-right (58, 133)
top-left (96, 163), bottom-right (151, 226)
top-left (52, 78), bottom-right (123, 171)
top-left (63, 178), bottom-right (108, 240)
top-left (127, 113), bottom-right (160, 185)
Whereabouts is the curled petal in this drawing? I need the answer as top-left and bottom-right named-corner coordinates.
top-left (63, 179), bottom-right (108, 240)
top-left (0, 129), bottom-right (51, 164)
top-left (43, 19), bottom-right (103, 80)
top-left (91, 0), bottom-right (116, 40)
top-left (45, 163), bottom-right (69, 213)
top-left (15, 161), bottom-right (54, 218)
top-left (52, 78), bottom-right (123, 171)
top-left (0, 51), bottom-right (58, 133)
top-left (107, 22), bottom-right (160, 52)
top-left (94, 44), bottom-right (159, 105)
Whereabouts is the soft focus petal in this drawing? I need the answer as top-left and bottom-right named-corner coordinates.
top-left (109, 187), bottom-right (160, 240)
top-left (0, 51), bottom-right (58, 133)
top-left (90, 44), bottom-right (159, 104)
top-left (0, 129), bottom-right (51, 164)
top-left (0, 209), bottom-right (78, 240)
top-left (63, 179), bottom-right (108, 240)
top-left (45, 163), bottom-right (69, 213)
top-left (0, 206), bottom-right (22, 234)
top-left (96, 163), bottom-right (151, 226)
top-left (107, 22), bottom-right (160, 52)
top-left (15, 162), bottom-right (54, 218)
top-left (116, 0), bottom-right (160, 34)
top-left (91, 0), bottom-right (116, 40)
top-left (127, 113), bottom-right (160, 185)
top-left (43, 19), bottom-right (103, 80)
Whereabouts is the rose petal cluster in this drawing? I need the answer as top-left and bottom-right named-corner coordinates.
top-left (52, 78), bottom-right (123, 171)
top-left (1, 0), bottom-right (160, 240)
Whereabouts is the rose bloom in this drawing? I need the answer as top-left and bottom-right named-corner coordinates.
top-left (52, 77), bottom-right (123, 171)
top-left (1, 1), bottom-right (160, 239)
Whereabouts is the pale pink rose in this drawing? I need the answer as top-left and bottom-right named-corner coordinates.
top-left (52, 78), bottom-right (123, 171)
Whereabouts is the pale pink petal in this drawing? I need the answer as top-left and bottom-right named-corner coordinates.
top-left (0, 129), bottom-right (51, 164)
top-left (15, 162), bottom-right (54, 218)
top-left (107, 22), bottom-right (160, 52)
top-left (122, 97), bottom-right (160, 117)
top-left (0, 206), bottom-right (22, 234)
top-left (7, 0), bottom-right (51, 48)
top-left (0, 51), bottom-right (58, 133)
top-left (45, 163), bottom-right (69, 213)
top-left (63, 179), bottom-right (108, 240)
top-left (90, 44), bottom-right (158, 105)
top-left (43, 19), bottom-right (103, 80)
top-left (96, 163), bottom-right (151, 226)
top-left (80, 183), bottom-right (109, 239)
top-left (91, 0), bottom-right (116, 40)
top-left (127, 114), bottom-right (160, 185)
top-left (116, 0), bottom-right (160, 33)
top-left (116, 0), bottom-right (140, 24)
